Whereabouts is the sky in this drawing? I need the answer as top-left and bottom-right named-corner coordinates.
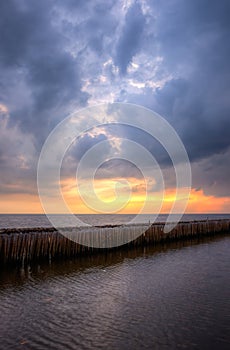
top-left (0, 0), bottom-right (230, 214)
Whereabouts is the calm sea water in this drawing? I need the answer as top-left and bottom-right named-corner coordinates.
top-left (0, 236), bottom-right (229, 349)
top-left (0, 215), bottom-right (230, 349)
top-left (1, 213), bottom-right (230, 228)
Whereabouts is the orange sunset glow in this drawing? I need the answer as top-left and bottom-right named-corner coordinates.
top-left (1, 2), bottom-right (229, 349)
top-left (1, 182), bottom-right (230, 214)
top-left (0, 1), bottom-right (229, 220)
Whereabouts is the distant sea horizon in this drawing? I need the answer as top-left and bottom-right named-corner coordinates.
top-left (1, 213), bottom-right (230, 229)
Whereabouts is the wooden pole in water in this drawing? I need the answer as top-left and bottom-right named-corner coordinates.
top-left (0, 219), bottom-right (229, 265)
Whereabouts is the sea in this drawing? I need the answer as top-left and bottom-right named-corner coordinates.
top-left (0, 214), bottom-right (229, 349)
top-left (1, 213), bottom-right (230, 229)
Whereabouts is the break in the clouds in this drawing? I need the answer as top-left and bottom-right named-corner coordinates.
top-left (0, 0), bottom-right (230, 203)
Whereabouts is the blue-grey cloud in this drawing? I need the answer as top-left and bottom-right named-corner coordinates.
top-left (0, 0), bottom-right (230, 200)
top-left (118, 0), bottom-right (230, 162)
top-left (0, 0), bottom-right (88, 145)
top-left (114, 2), bottom-right (146, 74)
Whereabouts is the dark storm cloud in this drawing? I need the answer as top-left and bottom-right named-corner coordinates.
top-left (63, 124), bottom-right (173, 185)
top-left (96, 159), bottom-right (143, 179)
top-left (103, 123), bottom-right (172, 167)
top-left (114, 2), bottom-right (146, 74)
top-left (191, 147), bottom-right (230, 197)
top-left (150, 0), bottom-right (230, 70)
top-left (119, 0), bottom-right (230, 164)
top-left (82, 2), bottom-right (117, 55)
top-left (0, 115), bottom-right (37, 195)
top-left (60, 131), bottom-right (110, 180)
top-left (1, 0), bottom-right (230, 200)
top-left (0, 1), bottom-right (54, 67)
top-left (62, 129), bottom-right (158, 188)
top-left (69, 132), bottom-right (108, 162)
top-left (0, 0), bottom-right (88, 143)
top-left (152, 77), bottom-right (230, 163)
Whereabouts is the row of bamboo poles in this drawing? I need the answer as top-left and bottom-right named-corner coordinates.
top-left (0, 220), bottom-right (229, 265)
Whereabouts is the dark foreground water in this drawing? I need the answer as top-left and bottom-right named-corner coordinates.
top-left (0, 236), bottom-right (229, 350)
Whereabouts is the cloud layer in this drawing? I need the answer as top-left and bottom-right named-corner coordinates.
top-left (0, 0), bottom-right (230, 205)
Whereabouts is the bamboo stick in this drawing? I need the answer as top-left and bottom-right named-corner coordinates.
top-left (0, 219), bottom-right (229, 265)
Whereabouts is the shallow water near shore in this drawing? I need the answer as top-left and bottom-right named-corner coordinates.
top-left (0, 235), bottom-right (229, 350)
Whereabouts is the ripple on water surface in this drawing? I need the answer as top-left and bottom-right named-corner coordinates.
top-left (0, 236), bottom-right (229, 350)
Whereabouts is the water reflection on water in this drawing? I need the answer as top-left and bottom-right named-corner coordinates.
top-left (0, 236), bottom-right (229, 350)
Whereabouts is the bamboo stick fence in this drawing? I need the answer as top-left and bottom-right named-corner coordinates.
top-left (0, 220), bottom-right (229, 265)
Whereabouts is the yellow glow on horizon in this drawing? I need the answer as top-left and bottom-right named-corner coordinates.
top-left (186, 188), bottom-right (230, 213)
top-left (1, 179), bottom-right (230, 214)
top-left (60, 178), bottom-right (230, 214)
top-left (61, 177), bottom-right (151, 214)
top-left (0, 194), bottom-right (44, 214)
